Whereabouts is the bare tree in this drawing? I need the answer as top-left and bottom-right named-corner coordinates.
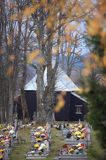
top-left (28, 0), bottom-right (94, 123)
top-left (60, 27), bottom-right (86, 78)
top-left (0, 0), bottom-right (33, 123)
top-left (0, 0), bottom-right (94, 124)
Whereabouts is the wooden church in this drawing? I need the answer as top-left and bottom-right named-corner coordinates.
top-left (15, 66), bottom-right (87, 121)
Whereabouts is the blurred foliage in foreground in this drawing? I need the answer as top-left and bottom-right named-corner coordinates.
top-left (81, 0), bottom-right (106, 159)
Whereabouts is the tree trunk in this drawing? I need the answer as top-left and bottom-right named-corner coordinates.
top-left (8, 86), bottom-right (14, 123)
top-left (21, 89), bottom-right (29, 123)
top-left (36, 65), bottom-right (47, 124)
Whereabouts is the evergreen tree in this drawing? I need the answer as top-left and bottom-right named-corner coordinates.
top-left (82, 1), bottom-right (106, 159)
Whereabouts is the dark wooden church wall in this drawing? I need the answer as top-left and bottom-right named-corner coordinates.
top-left (55, 92), bottom-right (71, 121)
top-left (25, 91), bottom-right (72, 121)
top-left (55, 92), bottom-right (87, 121)
top-left (16, 91), bottom-right (87, 121)
top-left (25, 91), bottom-right (37, 120)
top-left (69, 93), bottom-right (86, 121)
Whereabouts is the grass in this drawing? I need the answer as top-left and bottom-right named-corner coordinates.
top-left (87, 131), bottom-right (104, 160)
top-left (46, 128), bottom-right (64, 160)
top-left (9, 128), bottom-right (31, 160)
top-left (9, 127), bottom-right (64, 160)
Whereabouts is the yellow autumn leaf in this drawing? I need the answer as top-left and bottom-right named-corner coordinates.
top-left (65, 34), bottom-right (71, 42)
top-left (84, 87), bottom-right (90, 93)
top-left (57, 100), bottom-right (65, 109)
top-left (88, 20), bottom-right (100, 36)
top-left (54, 103), bottom-right (64, 112)
top-left (54, 106), bottom-right (61, 113)
top-left (32, 0), bottom-right (35, 4)
top-left (10, 14), bottom-right (18, 20)
top-left (83, 0), bottom-right (94, 11)
top-left (27, 50), bottom-right (40, 63)
top-left (66, 47), bottom-right (71, 55)
top-left (57, 98), bottom-right (65, 105)
top-left (46, 16), bottom-right (55, 29)
top-left (59, 0), bottom-right (65, 10)
top-left (10, 13), bottom-right (22, 21)
top-left (90, 54), bottom-right (99, 62)
top-left (77, 87), bottom-right (85, 94)
top-left (70, 3), bottom-right (82, 16)
top-left (37, 57), bottom-right (45, 65)
top-left (23, 7), bottom-right (36, 16)
top-left (99, 2), bottom-right (106, 14)
top-left (57, 94), bottom-right (63, 100)
top-left (52, 46), bottom-right (59, 55)
top-left (82, 68), bottom-right (91, 77)
top-left (78, 86), bottom-right (90, 94)
top-left (101, 31), bottom-right (106, 43)
top-left (65, 23), bottom-right (78, 33)
top-left (40, 0), bottom-right (47, 6)
top-left (102, 55), bottom-right (106, 67)
top-left (91, 63), bottom-right (97, 70)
